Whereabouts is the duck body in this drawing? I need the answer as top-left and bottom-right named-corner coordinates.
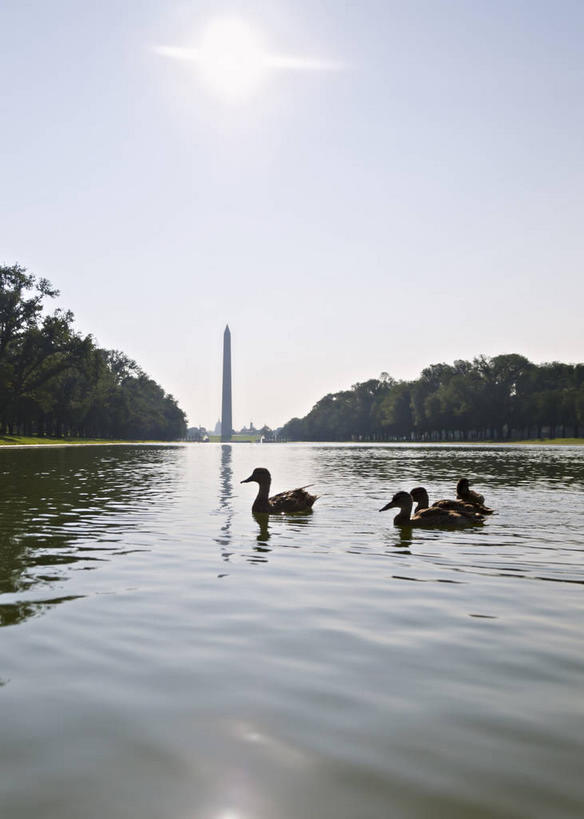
top-left (242, 467), bottom-right (318, 514)
top-left (456, 478), bottom-right (494, 514)
top-left (380, 491), bottom-right (482, 528)
top-left (410, 487), bottom-right (485, 521)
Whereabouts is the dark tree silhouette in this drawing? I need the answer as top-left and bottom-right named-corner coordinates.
top-left (281, 358), bottom-right (584, 442)
top-left (0, 264), bottom-right (186, 440)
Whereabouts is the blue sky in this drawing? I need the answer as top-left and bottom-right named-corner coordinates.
top-left (1, 0), bottom-right (583, 428)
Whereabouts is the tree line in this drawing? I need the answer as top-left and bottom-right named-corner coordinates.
top-left (281, 354), bottom-right (584, 442)
top-left (0, 264), bottom-right (186, 440)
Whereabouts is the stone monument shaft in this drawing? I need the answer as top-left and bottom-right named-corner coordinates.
top-left (221, 325), bottom-right (232, 442)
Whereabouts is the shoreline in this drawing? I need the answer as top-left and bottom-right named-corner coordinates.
top-left (277, 438), bottom-right (584, 446)
top-left (1, 436), bottom-right (583, 449)
top-left (0, 436), bottom-right (177, 448)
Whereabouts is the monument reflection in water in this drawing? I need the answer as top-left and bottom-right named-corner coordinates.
top-left (215, 444), bottom-right (233, 561)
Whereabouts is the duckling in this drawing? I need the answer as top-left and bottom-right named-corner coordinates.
top-left (379, 491), bottom-right (482, 527)
top-left (410, 486), bottom-right (485, 521)
top-left (456, 478), bottom-right (494, 514)
top-left (241, 467), bottom-right (318, 514)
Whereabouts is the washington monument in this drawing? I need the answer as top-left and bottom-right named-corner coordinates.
top-left (221, 325), bottom-right (232, 442)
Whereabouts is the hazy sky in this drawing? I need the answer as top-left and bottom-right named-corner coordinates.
top-left (1, 0), bottom-right (583, 429)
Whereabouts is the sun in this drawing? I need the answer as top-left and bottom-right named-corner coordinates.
top-left (154, 19), bottom-right (342, 103)
top-left (195, 18), bottom-right (267, 101)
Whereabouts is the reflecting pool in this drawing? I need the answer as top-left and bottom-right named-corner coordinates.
top-left (1, 443), bottom-right (583, 818)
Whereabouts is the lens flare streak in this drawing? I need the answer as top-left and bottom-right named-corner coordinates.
top-left (154, 45), bottom-right (342, 72)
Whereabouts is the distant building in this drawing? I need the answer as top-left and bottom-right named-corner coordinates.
top-left (238, 422), bottom-right (257, 435)
top-left (213, 419), bottom-right (221, 436)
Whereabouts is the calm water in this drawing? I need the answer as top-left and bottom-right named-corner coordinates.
top-left (1, 443), bottom-right (583, 818)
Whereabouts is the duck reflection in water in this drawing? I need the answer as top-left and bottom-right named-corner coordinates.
top-left (395, 526), bottom-right (414, 550)
top-left (252, 509), bottom-right (315, 541)
top-left (245, 513), bottom-right (272, 564)
top-left (254, 513), bottom-right (271, 544)
top-left (249, 508), bottom-right (314, 562)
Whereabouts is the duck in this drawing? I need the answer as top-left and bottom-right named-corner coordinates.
top-left (379, 491), bottom-right (483, 527)
top-left (410, 486), bottom-right (485, 521)
top-left (456, 478), bottom-right (494, 514)
top-left (241, 467), bottom-right (318, 514)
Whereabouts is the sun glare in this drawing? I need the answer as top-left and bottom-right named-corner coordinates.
top-left (198, 19), bottom-right (266, 101)
top-left (154, 18), bottom-right (342, 103)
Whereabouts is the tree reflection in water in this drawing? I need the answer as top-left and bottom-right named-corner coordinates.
top-left (0, 446), bottom-right (174, 628)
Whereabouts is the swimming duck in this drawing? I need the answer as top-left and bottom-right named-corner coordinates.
top-left (456, 478), bottom-right (494, 514)
top-left (379, 491), bottom-right (483, 527)
top-left (410, 486), bottom-right (485, 521)
top-left (241, 467), bottom-right (318, 514)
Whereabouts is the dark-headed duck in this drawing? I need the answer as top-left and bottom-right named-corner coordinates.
top-left (410, 486), bottom-right (485, 521)
top-left (380, 491), bottom-right (483, 527)
top-left (456, 478), bottom-right (494, 514)
top-left (241, 467), bottom-right (318, 514)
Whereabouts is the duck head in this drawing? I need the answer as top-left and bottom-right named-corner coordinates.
top-left (379, 491), bottom-right (412, 512)
top-left (241, 467), bottom-right (271, 485)
top-left (457, 478), bottom-right (470, 495)
top-left (410, 486), bottom-right (429, 507)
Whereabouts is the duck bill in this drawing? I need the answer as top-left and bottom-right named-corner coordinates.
top-left (241, 475), bottom-right (254, 483)
top-left (379, 501), bottom-right (396, 512)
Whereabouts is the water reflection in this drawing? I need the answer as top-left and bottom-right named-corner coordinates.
top-left (311, 443), bottom-right (584, 494)
top-left (248, 511), bottom-right (316, 563)
top-left (395, 527), bottom-right (414, 549)
top-left (0, 595), bottom-right (84, 627)
top-left (215, 445), bottom-right (233, 561)
top-left (245, 514), bottom-right (273, 564)
top-left (254, 513), bottom-right (271, 544)
top-left (0, 446), bottom-right (177, 627)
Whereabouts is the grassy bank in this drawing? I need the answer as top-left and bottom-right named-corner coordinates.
top-left (207, 434), bottom-right (261, 443)
top-left (494, 437), bottom-right (584, 446)
top-left (268, 438), bottom-right (584, 446)
top-left (0, 435), bottom-right (170, 447)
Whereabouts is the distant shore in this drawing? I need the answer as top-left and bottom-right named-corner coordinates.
top-left (258, 438), bottom-right (584, 446)
top-left (1, 435), bottom-right (582, 448)
top-left (268, 438), bottom-right (584, 446)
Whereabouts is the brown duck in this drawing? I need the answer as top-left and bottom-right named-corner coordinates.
top-left (241, 467), bottom-right (318, 514)
top-left (456, 478), bottom-right (494, 514)
top-left (410, 486), bottom-right (485, 521)
top-left (380, 491), bottom-right (483, 527)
